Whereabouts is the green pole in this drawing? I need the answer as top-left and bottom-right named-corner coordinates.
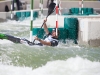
top-left (41, 0), bottom-right (43, 16)
top-left (30, 0), bottom-right (34, 42)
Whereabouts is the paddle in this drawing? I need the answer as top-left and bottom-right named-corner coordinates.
top-left (31, 2), bottom-right (56, 45)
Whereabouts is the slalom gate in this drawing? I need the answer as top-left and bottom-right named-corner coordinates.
top-left (32, 17), bottom-right (79, 44)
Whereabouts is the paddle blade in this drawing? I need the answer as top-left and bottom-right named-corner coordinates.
top-left (47, 2), bottom-right (56, 16)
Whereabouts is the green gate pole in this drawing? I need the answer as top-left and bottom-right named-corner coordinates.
top-left (41, 0), bottom-right (43, 18)
top-left (39, 0), bottom-right (43, 18)
top-left (30, 0), bottom-right (34, 42)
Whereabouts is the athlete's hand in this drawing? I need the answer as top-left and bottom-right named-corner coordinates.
top-left (44, 18), bottom-right (47, 23)
top-left (34, 36), bottom-right (41, 41)
top-left (34, 36), bottom-right (39, 40)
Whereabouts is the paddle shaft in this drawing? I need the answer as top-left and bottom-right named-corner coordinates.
top-left (32, 16), bottom-right (48, 43)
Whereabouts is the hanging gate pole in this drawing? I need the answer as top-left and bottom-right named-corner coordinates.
top-left (55, 0), bottom-right (58, 36)
top-left (30, 0), bottom-right (34, 42)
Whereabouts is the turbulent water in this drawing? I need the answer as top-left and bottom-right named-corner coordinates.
top-left (0, 18), bottom-right (100, 75)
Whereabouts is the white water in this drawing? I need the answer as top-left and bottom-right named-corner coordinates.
top-left (0, 39), bottom-right (12, 44)
top-left (0, 57), bottom-right (100, 75)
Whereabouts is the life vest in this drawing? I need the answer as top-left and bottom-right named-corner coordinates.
top-left (44, 33), bottom-right (59, 46)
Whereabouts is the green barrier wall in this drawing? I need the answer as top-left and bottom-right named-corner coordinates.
top-left (64, 18), bottom-right (78, 30)
top-left (63, 7), bottom-right (94, 15)
top-left (64, 17), bottom-right (78, 43)
top-left (15, 11), bottom-right (38, 20)
top-left (25, 11), bottom-right (31, 17)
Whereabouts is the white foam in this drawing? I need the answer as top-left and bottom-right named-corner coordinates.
top-left (32, 56), bottom-right (100, 75)
top-left (0, 64), bottom-right (33, 75)
top-left (0, 56), bottom-right (100, 75)
top-left (0, 39), bottom-right (13, 44)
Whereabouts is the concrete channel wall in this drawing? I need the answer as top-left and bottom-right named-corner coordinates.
top-left (0, 0), bottom-right (100, 12)
top-left (78, 18), bottom-right (100, 47)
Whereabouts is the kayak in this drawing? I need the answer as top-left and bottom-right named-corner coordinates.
top-left (0, 33), bottom-right (43, 46)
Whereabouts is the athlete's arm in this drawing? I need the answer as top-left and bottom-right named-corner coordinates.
top-left (43, 19), bottom-right (49, 35)
top-left (38, 38), bottom-right (58, 46)
top-left (34, 36), bottom-right (51, 46)
top-left (34, 36), bottom-right (58, 46)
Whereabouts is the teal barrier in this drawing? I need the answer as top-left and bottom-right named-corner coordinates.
top-left (87, 8), bottom-right (94, 15)
top-left (16, 12), bottom-right (21, 20)
top-left (33, 11), bottom-right (38, 19)
top-left (64, 17), bottom-right (78, 43)
top-left (33, 28), bottom-right (44, 39)
top-left (63, 7), bottom-right (94, 15)
top-left (20, 12), bottom-right (26, 21)
top-left (26, 11), bottom-right (31, 17)
top-left (15, 11), bottom-right (39, 21)
top-left (64, 18), bottom-right (78, 30)
top-left (69, 8), bottom-right (79, 15)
